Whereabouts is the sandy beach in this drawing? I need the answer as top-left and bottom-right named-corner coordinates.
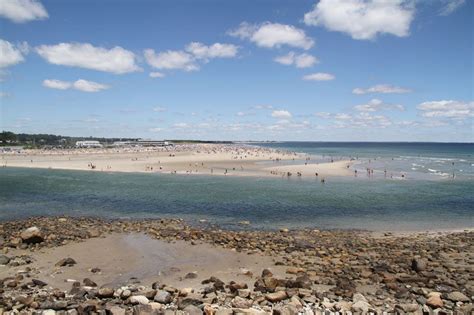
top-left (1, 217), bottom-right (472, 314)
top-left (1, 144), bottom-right (353, 178)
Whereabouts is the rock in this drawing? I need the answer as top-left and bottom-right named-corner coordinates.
top-left (83, 278), bottom-right (97, 287)
top-left (265, 291), bottom-right (287, 303)
top-left (261, 269), bottom-right (273, 277)
top-left (426, 292), bottom-right (443, 309)
top-left (108, 306), bottom-right (126, 315)
top-left (98, 287), bottom-right (115, 298)
top-left (55, 258), bottom-right (76, 267)
top-left (232, 296), bottom-right (252, 308)
top-left (351, 300), bottom-right (372, 313)
top-left (185, 272), bottom-right (198, 279)
top-left (352, 293), bottom-right (367, 303)
top-left (20, 227), bottom-right (44, 244)
top-left (154, 290), bottom-right (172, 304)
top-left (183, 305), bottom-right (203, 315)
top-left (446, 291), bottom-right (470, 303)
top-left (411, 258), bottom-right (427, 272)
top-left (286, 267), bottom-right (305, 274)
top-left (395, 304), bottom-right (419, 312)
top-left (42, 310), bottom-right (56, 315)
top-left (32, 279), bottom-right (48, 287)
top-left (177, 297), bottom-right (202, 310)
top-left (0, 254), bottom-right (10, 265)
top-left (130, 295), bottom-right (149, 305)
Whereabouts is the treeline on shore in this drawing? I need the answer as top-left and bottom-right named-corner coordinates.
top-left (0, 131), bottom-right (233, 148)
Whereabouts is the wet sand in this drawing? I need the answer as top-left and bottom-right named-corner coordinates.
top-left (1, 233), bottom-right (287, 291)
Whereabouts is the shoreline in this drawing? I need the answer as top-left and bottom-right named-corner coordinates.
top-left (0, 144), bottom-right (362, 179)
top-left (1, 217), bottom-right (472, 314)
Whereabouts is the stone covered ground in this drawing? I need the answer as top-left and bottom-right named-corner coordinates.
top-left (0, 217), bottom-right (472, 315)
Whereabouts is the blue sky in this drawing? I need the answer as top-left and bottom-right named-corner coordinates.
top-left (0, 0), bottom-right (472, 141)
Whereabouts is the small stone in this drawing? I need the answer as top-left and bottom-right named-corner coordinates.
top-left (265, 291), bottom-right (287, 303)
top-left (0, 254), bottom-right (10, 265)
top-left (232, 296), bottom-right (252, 308)
top-left (83, 278), bottom-right (97, 287)
top-left (411, 258), bottom-right (427, 272)
top-left (286, 267), bottom-right (305, 274)
top-left (395, 304), bottom-right (419, 312)
top-left (154, 290), bottom-right (172, 304)
top-left (446, 291), bottom-right (470, 303)
top-left (183, 305), bottom-right (203, 315)
top-left (351, 300), bottom-right (371, 313)
top-left (426, 292), bottom-right (444, 309)
top-left (21, 227), bottom-right (44, 244)
top-left (98, 287), bottom-right (115, 298)
top-left (130, 295), bottom-right (149, 305)
top-left (108, 306), bottom-right (126, 315)
top-left (55, 258), bottom-right (76, 267)
top-left (185, 272), bottom-right (198, 279)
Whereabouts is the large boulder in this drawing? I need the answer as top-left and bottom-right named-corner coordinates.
top-left (20, 227), bottom-right (44, 244)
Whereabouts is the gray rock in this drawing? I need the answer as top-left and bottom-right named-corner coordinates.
top-left (183, 305), bottom-right (203, 315)
top-left (154, 290), bottom-right (172, 304)
top-left (411, 258), bottom-right (427, 272)
top-left (446, 291), bottom-right (470, 302)
top-left (231, 296), bottom-right (252, 309)
top-left (0, 255), bottom-right (10, 265)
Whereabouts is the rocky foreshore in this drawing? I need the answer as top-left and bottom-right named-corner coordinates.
top-left (0, 217), bottom-right (472, 314)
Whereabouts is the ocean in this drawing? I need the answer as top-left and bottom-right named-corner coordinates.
top-left (1, 142), bottom-right (473, 231)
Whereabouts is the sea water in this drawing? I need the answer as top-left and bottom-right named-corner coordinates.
top-left (1, 142), bottom-right (472, 231)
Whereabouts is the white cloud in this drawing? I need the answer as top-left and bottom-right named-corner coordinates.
top-left (42, 79), bottom-right (71, 90)
top-left (254, 105), bottom-right (274, 110)
top-left (274, 52), bottom-right (318, 68)
top-left (149, 127), bottom-right (163, 132)
top-left (271, 110), bottom-right (292, 118)
top-left (42, 79), bottom-right (109, 92)
top-left (303, 72), bottom-right (335, 81)
top-left (315, 112), bottom-right (332, 119)
top-left (144, 49), bottom-right (198, 71)
top-left (173, 122), bottom-right (190, 128)
top-left (354, 98), bottom-right (405, 112)
top-left (417, 100), bottom-right (473, 119)
top-left (73, 79), bottom-right (109, 92)
top-left (149, 71), bottom-right (165, 78)
top-left (353, 84), bottom-right (411, 94)
top-left (439, 0), bottom-right (465, 16)
top-left (334, 113), bottom-right (352, 120)
top-left (229, 22), bottom-right (314, 50)
top-left (0, 92), bottom-right (10, 98)
top-left (0, 0), bottom-right (48, 23)
top-left (185, 42), bottom-right (239, 60)
top-left (304, 0), bottom-right (415, 40)
top-left (36, 42), bottom-right (141, 74)
top-left (0, 39), bottom-right (27, 68)
top-left (153, 106), bottom-right (166, 112)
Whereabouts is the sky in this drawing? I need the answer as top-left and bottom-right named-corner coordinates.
top-left (0, 0), bottom-right (473, 141)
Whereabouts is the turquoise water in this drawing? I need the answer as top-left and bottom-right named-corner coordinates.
top-left (1, 143), bottom-right (473, 232)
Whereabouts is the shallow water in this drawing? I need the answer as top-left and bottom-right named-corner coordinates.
top-left (258, 142), bottom-right (474, 180)
top-left (1, 165), bottom-right (472, 231)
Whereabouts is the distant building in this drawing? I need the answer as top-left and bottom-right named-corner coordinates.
top-left (112, 139), bottom-right (172, 147)
top-left (75, 140), bottom-right (102, 148)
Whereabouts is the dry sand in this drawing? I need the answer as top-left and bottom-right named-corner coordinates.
top-left (1, 144), bottom-right (353, 178)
